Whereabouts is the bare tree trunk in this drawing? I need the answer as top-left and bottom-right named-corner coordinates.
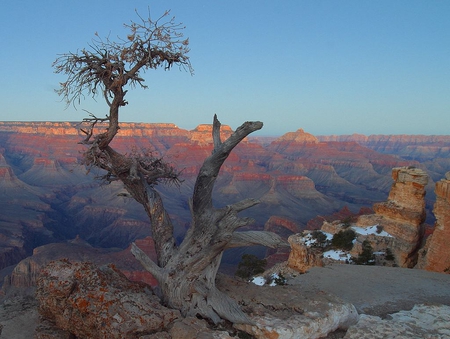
top-left (131, 115), bottom-right (288, 324)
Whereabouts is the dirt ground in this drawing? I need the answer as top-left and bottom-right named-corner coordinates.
top-left (288, 264), bottom-right (450, 317)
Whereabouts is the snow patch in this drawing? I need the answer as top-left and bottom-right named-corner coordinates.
top-left (250, 276), bottom-right (266, 286)
top-left (352, 225), bottom-right (393, 237)
top-left (250, 273), bottom-right (283, 286)
top-left (323, 249), bottom-right (352, 262)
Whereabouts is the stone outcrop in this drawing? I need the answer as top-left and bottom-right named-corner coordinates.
top-left (417, 172), bottom-right (450, 272)
top-left (357, 166), bottom-right (428, 267)
top-left (287, 233), bottom-right (323, 273)
top-left (343, 304), bottom-right (450, 339)
top-left (223, 274), bottom-right (358, 339)
top-left (35, 260), bottom-right (180, 339)
top-left (33, 261), bottom-right (359, 339)
top-left (2, 237), bottom-right (159, 293)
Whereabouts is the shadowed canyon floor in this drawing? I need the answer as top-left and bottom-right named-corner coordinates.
top-left (1, 265), bottom-right (450, 338)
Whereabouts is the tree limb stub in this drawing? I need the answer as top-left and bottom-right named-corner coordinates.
top-left (212, 114), bottom-right (222, 151)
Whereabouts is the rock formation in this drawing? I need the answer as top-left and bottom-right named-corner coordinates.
top-left (357, 166), bottom-right (428, 267)
top-left (35, 260), bottom-right (180, 338)
top-left (287, 233), bottom-right (324, 273)
top-left (2, 237), bottom-right (159, 293)
top-left (1, 122), bottom-right (447, 283)
top-left (344, 304), bottom-right (450, 339)
top-left (224, 274), bottom-right (358, 339)
top-left (32, 259), bottom-right (360, 339)
top-left (417, 172), bottom-right (450, 272)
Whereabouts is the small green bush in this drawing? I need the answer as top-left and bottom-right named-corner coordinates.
top-left (235, 254), bottom-right (267, 280)
top-left (331, 229), bottom-right (356, 251)
top-left (311, 230), bottom-right (328, 247)
top-left (385, 248), bottom-right (395, 261)
top-left (353, 240), bottom-right (375, 265)
top-left (273, 273), bottom-right (287, 286)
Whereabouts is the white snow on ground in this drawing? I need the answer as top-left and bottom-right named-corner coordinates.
top-left (324, 232), bottom-right (333, 241)
top-left (251, 273), bottom-right (282, 286)
top-left (351, 225), bottom-right (393, 237)
top-left (323, 249), bottom-right (352, 262)
top-left (251, 276), bottom-right (266, 286)
top-left (302, 231), bottom-right (333, 246)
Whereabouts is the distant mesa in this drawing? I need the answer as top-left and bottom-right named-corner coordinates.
top-left (189, 124), bottom-right (234, 145)
top-left (277, 128), bottom-right (319, 144)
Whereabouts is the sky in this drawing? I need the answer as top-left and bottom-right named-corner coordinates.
top-left (1, 1), bottom-right (449, 136)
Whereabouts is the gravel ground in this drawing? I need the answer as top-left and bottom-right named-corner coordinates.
top-left (289, 264), bottom-right (450, 317)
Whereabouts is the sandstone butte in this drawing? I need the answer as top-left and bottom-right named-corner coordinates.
top-left (417, 172), bottom-right (450, 272)
top-left (287, 166), bottom-right (443, 272)
top-left (358, 166), bottom-right (428, 267)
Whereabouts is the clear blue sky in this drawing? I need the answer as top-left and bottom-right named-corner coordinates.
top-left (1, 1), bottom-right (449, 136)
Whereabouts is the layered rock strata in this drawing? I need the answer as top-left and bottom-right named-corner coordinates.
top-left (36, 260), bottom-right (180, 339)
top-left (417, 172), bottom-right (450, 272)
top-left (357, 167), bottom-right (428, 267)
top-left (287, 233), bottom-right (323, 273)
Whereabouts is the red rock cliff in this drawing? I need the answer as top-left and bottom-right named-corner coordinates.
top-left (417, 173), bottom-right (450, 273)
top-left (358, 167), bottom-right (428, 267)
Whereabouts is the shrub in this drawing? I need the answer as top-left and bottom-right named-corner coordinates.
top-left (235, 254), bottom-right (267, 280)
top-left (331, 229), bottom-right (356, 251)
top-left (311, 230), bottom-right (328, 247)
top-left (385, 248), bottom-right (395, 261)
top-left (353, 240), bottom-right (375, 265)
top-left (341, 216), bottom-right (353, 229)
top-left (273, 273), bottom-right (287, 286)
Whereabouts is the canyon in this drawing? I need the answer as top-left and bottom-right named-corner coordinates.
top-left (1, 121), bottom-right (449, 278)
top-left (1, 121), bottom-right (450, 338)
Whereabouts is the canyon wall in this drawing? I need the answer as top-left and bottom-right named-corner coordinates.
top-left (0, 121), bottom-right (448, 279)
top-left (358, 167), bottom-right (428, 267)
top-left (417, 172), bottom-right (450, 272)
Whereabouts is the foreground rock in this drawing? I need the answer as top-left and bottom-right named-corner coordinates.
top-left (344, 304), bottom-right (450, 339)
top-left (34, 260), bottom-right (358, 338)
top-left (217, 275), bottom-right (358, 339)
top-left (35, 260), bottom-right (180, 338)
top-left (4, 263), bottom-right (450, 338)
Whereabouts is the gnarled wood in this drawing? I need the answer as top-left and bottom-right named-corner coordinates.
top-left (131, 115), bottom-right (288, 324)
top-left (55, 10), bottom-right (287, 325)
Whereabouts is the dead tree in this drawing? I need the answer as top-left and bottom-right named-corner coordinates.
top-left (54, 10), bottom-right (286, 324)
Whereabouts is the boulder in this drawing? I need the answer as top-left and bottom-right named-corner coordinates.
top-left (36, 260), bottom-right (180, 339)
top-left (344, 304), bottom-right (450, 339)
top-left (287, 234), bottom-right (323, 273)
